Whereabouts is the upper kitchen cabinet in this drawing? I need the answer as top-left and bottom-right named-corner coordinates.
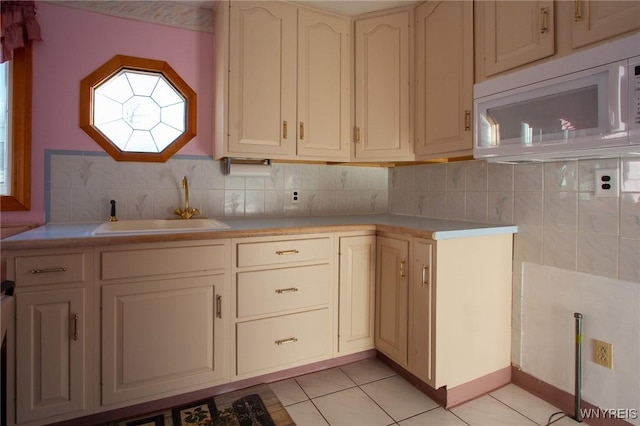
top-left (571, 0), bottom-right (640, 48)
top-left (296, 9), bottom-right (351, 161)
top-left (354, 10), bottom-right (413, 162)
top-left (476, 1), bottom-right (555, 78)
top-left (414, 1), bottom-right (473, 160)
top-left (475, 1), bottom-right (640, 81)
top-left (218, 1), bottom-right (297, 158)
top-left (214, 1), bottom-right (351, 161)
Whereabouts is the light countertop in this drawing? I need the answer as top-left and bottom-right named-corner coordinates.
top-left (1, 214), bottom-right (518, 250)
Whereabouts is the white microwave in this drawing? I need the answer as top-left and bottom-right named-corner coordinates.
top-left (474, 33), bottom-right (640, 162)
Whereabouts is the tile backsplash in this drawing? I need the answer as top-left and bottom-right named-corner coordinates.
top-left (388, 158), bottom-right (640, 284)
top-left (45, 151), bottom-right (389, 224)
top-left (46, 150), bottom-right (640, 283)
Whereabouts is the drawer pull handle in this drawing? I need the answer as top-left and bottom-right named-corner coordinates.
top-left (422, 264), bottom-right (429, 287)
top-left (574, 0), bottom-right (582, 22)
top-left (31, 267), bottom-right (67, 274)
top-left (400, 260), bottom-right (406, 279)
top-left (464, 110), bottom-right (471, 131)
top-left (283, 120), bottom-right (288, 139)
top-left (539, 7), bottom-right (549, 33)
top-left (216, 294), bottom-right (222, 319)
top-left (275, 287), bottom-right (299, 294)
top-left (573, 0), bottom-right (582, 22)
top-left (300, 122), bottom-right (305, 140)
top-left (72, 313), bottom-right (79, 341)
top-left (276, 249), bottom-right (299, 256)
top-left (275, 337), bottom-right (298, 345)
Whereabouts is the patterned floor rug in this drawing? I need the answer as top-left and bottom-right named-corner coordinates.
top-left (112, 384), bottom-right (295, 426)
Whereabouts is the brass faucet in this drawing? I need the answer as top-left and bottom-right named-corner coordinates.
top-left (174, 176), bottom-right (200, 219)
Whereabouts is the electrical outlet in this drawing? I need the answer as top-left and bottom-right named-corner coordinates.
top-left (594, 169), bottom-right (619, 197)
top-left (291, 189), bottom-right (300, 204)
top-left (593, 339), bottom-right (614, 369)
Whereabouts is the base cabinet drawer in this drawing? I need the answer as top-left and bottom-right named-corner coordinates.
top-left (13, 251), bottom-right (89, 287)
top-left (236, 238), bottom-right (331, 267)
top-left (236, 309), bottom-right (331, 375)
top-left (237, 264), bottom-right (330, 318)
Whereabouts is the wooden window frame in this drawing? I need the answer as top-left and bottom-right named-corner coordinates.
top-left (1, 46), bottom-right (32, 211)
top-left (79, 55), bottom-right (197, 162)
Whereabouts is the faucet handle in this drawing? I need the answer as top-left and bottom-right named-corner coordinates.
top-left (109, 200), bottom-right (118, 222)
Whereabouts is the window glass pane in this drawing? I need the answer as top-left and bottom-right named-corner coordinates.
top-left (153, 78), bottom-right (183, 107)
top-left (92, 69), bottom-right (186, 154)
top-left (151, 123), bottom-right (182, 151)
top-left (161, 102), bottom-right (186, 132)
top-left (96, 73), bottom-right (133, 103)
top-left (0, 62), bottom-right (10, 196)
top-left (125, 71), bottom-right (159, 97)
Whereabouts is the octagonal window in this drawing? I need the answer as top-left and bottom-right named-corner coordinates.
top-left (80, 55), bottom-right (196, 162)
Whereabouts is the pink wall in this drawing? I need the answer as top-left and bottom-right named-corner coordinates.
top-left (2, 2), bottom-right (214, 224)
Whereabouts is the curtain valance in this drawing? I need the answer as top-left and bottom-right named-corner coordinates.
top-left (1, 1), bottom-right (42, 63)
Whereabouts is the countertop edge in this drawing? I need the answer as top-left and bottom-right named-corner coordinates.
top-left (1, 216), bottom-right (518, 251)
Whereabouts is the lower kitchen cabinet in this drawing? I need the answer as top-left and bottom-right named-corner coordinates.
top-left (337, 232), bottom-right (376, 355)
top-left (409, 237), bottom-right (435, 386)
top-left (97, 240), bottom-right (230, 407)
top-left (15, 288), bottom-right (91, 424)
top-left (376, 232), bottom-right (513, 391)
top-left (231, 234), bottom-right (335, 379)
top-left (7, 248), bottom-right (93, 425)
top-left (4, 224), bottom-right (514, 424)
top-left (375, 235), bottom-right (409, 366)
top-left (101, 274), bottom-right (227, 405)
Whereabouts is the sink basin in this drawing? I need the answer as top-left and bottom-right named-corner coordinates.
top-left (92, 219), bottom-right (230, 235)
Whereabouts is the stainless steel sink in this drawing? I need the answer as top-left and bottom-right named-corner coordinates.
top-left (92, 218), bottom-right (230, 235)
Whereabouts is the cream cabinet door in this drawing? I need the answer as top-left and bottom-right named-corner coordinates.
top-left (15, 288), bottom-right (90, 423)
top-left (572, 0), bottom-right (640, 48)
top-left (408, 238), bottom-right (435, 387)
top-left (374, 235), bottom-right (409, 366)
top-left (415, 0), bottom-right (473, 159)
top-left (296, 9), bottom-right (350, 161)
top-left (228, 1), bottom-right (297, 157)
top-left (338, 235), bottom-right (376, 355)
top-left (477, 0), bottom-right (555, 77)
top-left (101, 274), bottom-right (226, 405)
top-left (354, 11), bottom-right (412, 161)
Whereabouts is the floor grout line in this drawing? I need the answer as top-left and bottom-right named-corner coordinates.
top-left (488, 393), bottom-right (542, 425)
top-left (279, 361), bottom-right (571, 426)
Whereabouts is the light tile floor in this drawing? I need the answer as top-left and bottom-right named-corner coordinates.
top-left (269, 358), bottom-right (582, 426)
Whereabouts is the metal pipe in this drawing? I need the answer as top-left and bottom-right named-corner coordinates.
top-left (574, 312), bottom-right (583, 422)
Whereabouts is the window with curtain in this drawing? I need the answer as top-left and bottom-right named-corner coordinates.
top-left (0, 1), bottom-right (41, 211)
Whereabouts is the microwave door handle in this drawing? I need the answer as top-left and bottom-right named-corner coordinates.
top-left (608, 64), bottom-right (626, 132)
